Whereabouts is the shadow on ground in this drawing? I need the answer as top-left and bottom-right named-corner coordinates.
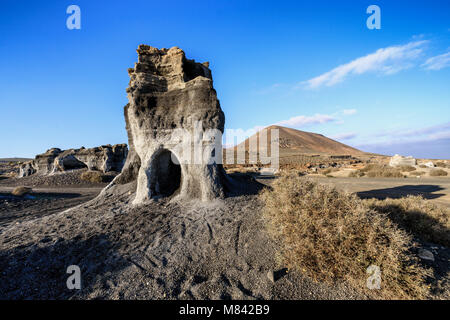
top-left (0, 234), bottom-right (130, 299)
top-left (357, 185), bottom-right (446, 200)
top-left (0, 192), bottom-right (82, 201)
top-left (0, 192), bottom-right (96, 228)
top-left (225, 172), bottom-right (267, 197)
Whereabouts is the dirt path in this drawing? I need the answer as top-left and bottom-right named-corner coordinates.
top-left (254, 175), bottom-right (450, 208)
top-left (309, 176), bottom-right (450, 209)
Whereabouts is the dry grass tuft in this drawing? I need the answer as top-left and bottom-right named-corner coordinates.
top-left (398, 165), bottom-right (416, 172)
top-left (11, 186), bottom-right (32, 196)
top-left (80, 170), bottom-right (109, 183)
top-left (409, 171), bottom-right (426, 177)
top-left (349, 164), bottom-right (405, 178)
top-left (365, 196), bottom-right (450, 247)
top-left (320, 167), bottom-right (339, 175)
top-left (429, 169), bottom-right (448, 177)
top-left (261, 173), bottom-right (430, 299)
top-left (434, 162), bottom-right (448, 168)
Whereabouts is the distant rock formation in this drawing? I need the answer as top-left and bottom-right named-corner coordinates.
top-left (389, 154), bottom-right (417, 167)
top-left (18, 144), bottom-right (128, 177)
top-left (113, 45), bottom-right (226, 203)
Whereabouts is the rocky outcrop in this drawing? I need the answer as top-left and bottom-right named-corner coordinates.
top-left (389, 154), bottom-right (417, 167)
top-left (18, 144), bottom-right (128, 177)
top-left (113, 45), bottom-right (226, 203)
top-left (18, 161), bottom-right (36, 177)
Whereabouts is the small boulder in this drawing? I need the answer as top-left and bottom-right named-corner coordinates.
top-left (12, 186), bottom-right (32, 197)
top-left (267, 271), bottom-right (274, 283)
top-left (418, 248), bottom-right (434, 262)
top-left (423, 161), bottom-right (435, 168)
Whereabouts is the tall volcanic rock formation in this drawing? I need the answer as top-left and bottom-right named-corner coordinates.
top-left (114, 45), bottom-right (226, 203)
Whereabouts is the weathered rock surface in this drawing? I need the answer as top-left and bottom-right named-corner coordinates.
top-left (389, 154), bottom-right (417, 167)
top-left (113, 45), bottom-right (227, 203)
top-left (18, 144), bottom-right (127, 177)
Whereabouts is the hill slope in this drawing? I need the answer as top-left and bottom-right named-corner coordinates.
top-left (227, 125), bottom-right (365, 164)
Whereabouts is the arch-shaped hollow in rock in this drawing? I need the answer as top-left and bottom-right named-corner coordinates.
top-left (149, 149), bottom-right (181, 197)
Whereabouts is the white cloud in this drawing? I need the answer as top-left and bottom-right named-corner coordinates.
top-left (342, 109), bottom-right (357, 115)
top-left (355, 122), bottom-right (450, 157)
top-left (375, 122), bottom-right (450, 139)
top-left (330, 132), bottom-right (357, 140)
top-left (421, 52), bottom-right (450, 70)
top-left (276, 114), bottom-right (335, 127)
top-left (302, 40), bottom-right (428, 89)
top-left (275, 108), bottom-right (357, 128)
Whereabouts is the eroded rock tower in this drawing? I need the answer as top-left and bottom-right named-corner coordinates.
top-left (115, 45), bottom-right (226, 203)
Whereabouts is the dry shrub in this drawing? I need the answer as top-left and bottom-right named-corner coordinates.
top-left (429, 169), bottom-right (448, 177)
top-left (348, 170), bottom-right (364, 178)
top-left (419, 164), bottom-right (428, 169)
top-left (261, 173), bottom-right (430, 299)
top-left (367, 164), bottom-right (404, 177)
top-left (409, 171), bottom-right (426, 177)
top-left (365, 196), bottom-right (449, 247)
top-left (367, 169), bottom-right (404, 178)
top-left (12, 186), bottom-right (32, 196)
top-left (349, 164), bottom-right (404, 178)
top-left (398, 165), bottom-right (416, 172)
top-left (80, 170), bottom-right (108, 183)
top-left (320, 167), bottom-right (339, 175)
top-left (434, 162), bottom-right (447, 168)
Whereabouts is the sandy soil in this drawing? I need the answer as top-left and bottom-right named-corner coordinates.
top-left (0, 172), bottom-right (448, 300)
top-left (309, 176), bottom-right (450, 209)
top-left (0, 175), bottom-right (363, 300)
top-left (0, 187), bottom-right (101, 229)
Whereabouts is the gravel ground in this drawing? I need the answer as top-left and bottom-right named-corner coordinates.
top-left (0, 169), bottom-right (116, 188)
top-left (0, 173), bottom-right (447, 300)
top-left (0, 178), bottom-right (363, 300)
top-left (0, 189), bottom-right (100, 229)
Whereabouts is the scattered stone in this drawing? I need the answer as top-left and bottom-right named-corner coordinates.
top-left (267, 271), bottom-right (274, 283)
top-left (418, 248), bottom-right (435, 261)
top-left (11, 186), bottom-right (32, 197)
top-left (260, 168), bottom-right (278, 175)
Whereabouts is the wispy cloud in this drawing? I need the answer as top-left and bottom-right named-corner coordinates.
top-left (356, 138), bottom-right (450, 159)
top-left (375, 122), bottom-right (450, 139)
top-left (421, 52), bottom-right (450, 70)
top-left (356, 122), bottom-right (450, 158)
top-left (330, 132), bottom-right (357, 141)
top-left (275, 109), bottom-right (357, 128)
top-left (276, 114), bottom-right (335, 127)
top-left (342, 109), bottom-right (357, 115)
top-left (302, 40), bottom-right (428, 89)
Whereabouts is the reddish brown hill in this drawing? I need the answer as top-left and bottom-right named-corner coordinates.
top-left (225, 125), bottom-right (365, 165)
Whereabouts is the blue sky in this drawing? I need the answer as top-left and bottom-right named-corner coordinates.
top-left (1, 0), bottom-right (449, 159)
